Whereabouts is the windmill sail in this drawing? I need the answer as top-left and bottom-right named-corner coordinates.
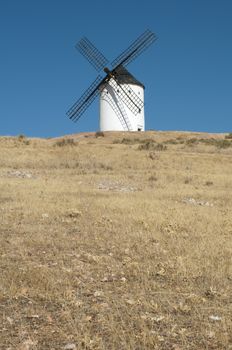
top-left (76, 37), bottom-right (109, 72)
top-left (111, 30), bottom-right (157, 69)
top-left (67, 75), bottom-right (103, 122)
top-left (109, 78), bottom-right (142, 115)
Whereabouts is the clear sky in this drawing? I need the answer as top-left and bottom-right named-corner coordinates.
top-left (0, 0), bottom-right (232, 137)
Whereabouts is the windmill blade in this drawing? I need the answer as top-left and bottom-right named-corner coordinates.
top-left (67, 75), bottom-right (103, 122)
top-left (76, 37), bottom-right (109, 72)
top-left (111, 30), bottom-right (157, 69)
top-left (116, 82), bottom-right (144, 110)
top-left (109, 77), bottom-right (143, 115)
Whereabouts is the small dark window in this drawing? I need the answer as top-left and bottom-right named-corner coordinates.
top-left (138, 128), bottom-right (141, 131)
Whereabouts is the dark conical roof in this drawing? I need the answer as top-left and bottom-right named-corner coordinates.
top-left (113, 65), bottom-right (145, 88)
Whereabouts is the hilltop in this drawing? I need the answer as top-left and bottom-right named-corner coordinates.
top-left (0, 131), bottom-right (232, 349)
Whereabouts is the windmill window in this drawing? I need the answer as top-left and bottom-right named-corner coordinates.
top-left (117, 89), bottom-right (120, 93)
top-left (138, 91), bottom-right (140, 95)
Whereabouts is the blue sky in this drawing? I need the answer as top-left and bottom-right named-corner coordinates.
top-left (0, 0), bottom-right (232, 137)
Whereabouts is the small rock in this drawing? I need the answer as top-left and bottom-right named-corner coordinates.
top-left (7, 170), bottom-right (34, 179)
top-left (208, 331), bottom-right (215, 338)
top-left (94, 290), bottom-right (104, 297)
top-left (64, 344), bottom-right (77, 350)
top-left (209, 315), bottom-right (222, 321)
top-left (98, 180), bottom-right (138, 192)
top-left (156, 267), bottom-right (166, 276)
top-left (6, 316), bottom-right (13, 324)
top-left (99, 302), bottom-right (109, 308)
top-left (27, 314), bottom-right (39, 319)
top-left (182, 197), bottom-right (213, 207)
top-left (101, 276), bottom-right (109, 282)
top-left (67, 210), bottom-right (82, 218)
top-left (85, 315), bottom-right (92, 322)
top-left (19, 339), bottom-right (37, 350)
top-left (152, 315), bottom-right (165, 323)
top-left (157, 335), bottom-right (165, 342)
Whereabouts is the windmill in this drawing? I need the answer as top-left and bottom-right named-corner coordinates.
top-left (67, 30), bottom-right (157, 132)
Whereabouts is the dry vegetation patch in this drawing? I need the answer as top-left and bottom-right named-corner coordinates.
top-left (0, 131), bottom-right (232, 349)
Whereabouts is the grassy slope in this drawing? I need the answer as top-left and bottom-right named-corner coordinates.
top-left (0, 131), bottom-right (232, 350)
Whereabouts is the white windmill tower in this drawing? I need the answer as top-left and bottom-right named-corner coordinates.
top-left (67, 30), bottom-right (157, 131)
top-left (100, 65), bottom-right (145, 131)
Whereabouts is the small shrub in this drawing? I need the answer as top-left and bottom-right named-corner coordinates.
top-left (55, 138), bottom-right (75, 147)
top-left (138, 141), bottom-right (154, 150)
top-left (140, 138), bottom-right (156, 144)
top-left (148, 175), bottom-right (158, 182)
top-left (98, 163), bottom-right (113, 171)
top-left (195, 138), bottom-right (232, 149)
top-left (148, 152), bottom-right (158, 160)
top-left (18, 134), bottom-right (26, 141)
top-left (164, 139), bottom-right (179, 145)
top-left (205, 181), bottom-right (213, 186)
top-left (113, 138), bottom-right (156, 145)
top-left (154, 143), bottom-right (167, 151)
top-left (121, 138), bottom-right (141, 144)
top-left (184, 177), bottom-right (192, 184)
top-left (121, 138), bottom-right (132, 144)
top-left (198, 138), bottom-right (217, 146)
top-left (139, 142), bottom-right (166, 151)
top-left (113, 139), bottom-right (120, 144)
top-left (186, 138), bottom-right (198, 146)
top-left (225, 133), bottom-right (232, 139)
top-left (215, 139), bottom-right (231, 149)
top-left (17, 134), bottom-right (30, 145)
top-left (95, 131), bottom-right (105, 138)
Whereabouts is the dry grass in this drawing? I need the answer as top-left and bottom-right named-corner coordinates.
top-left (0, 131), bottom-right (232, 349)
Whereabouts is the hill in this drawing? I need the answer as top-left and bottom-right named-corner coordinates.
top-left (0, 131), bottom-right (232, 349)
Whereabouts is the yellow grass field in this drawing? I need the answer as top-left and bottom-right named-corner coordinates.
top-left (0, 131), bottom-right (232, 350)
